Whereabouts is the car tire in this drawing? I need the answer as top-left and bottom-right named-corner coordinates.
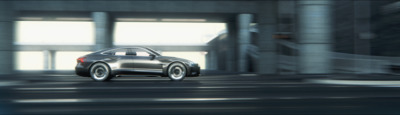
top-left (168, 63), bottom-right (186, 81)
top-left (90, 63), bottom-right (112, 82)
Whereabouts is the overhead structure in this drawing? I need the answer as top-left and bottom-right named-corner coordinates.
top-left (0, 0), bottom-right (336, 75)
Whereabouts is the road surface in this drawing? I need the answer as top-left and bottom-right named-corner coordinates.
top-left (1, 74), bottom-right (400, 114)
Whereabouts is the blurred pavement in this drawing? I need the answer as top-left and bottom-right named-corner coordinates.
top-left (1, 73), bottom-right (400, 114)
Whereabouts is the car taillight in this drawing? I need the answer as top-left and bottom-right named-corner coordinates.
top-left (77, 57), bottom-right (86, 63)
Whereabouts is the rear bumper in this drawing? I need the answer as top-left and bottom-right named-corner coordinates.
top-left (75, 63), bottom-right (90, 77)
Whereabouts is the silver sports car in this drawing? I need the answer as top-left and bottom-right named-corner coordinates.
top-left (75, 47), bottom-right (200, 81)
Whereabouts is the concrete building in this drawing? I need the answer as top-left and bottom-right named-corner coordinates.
top-left (208, 0), bottom-right (334, 74)
top-left (208, 0), bottom-right (400, 74)
top-left (331, 0), bottom-right (400, 73)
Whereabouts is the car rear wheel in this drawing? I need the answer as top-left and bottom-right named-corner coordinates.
top-left (90, 63), bottom-right (112, 82)
top-left (168, 63), bottom-right (186, 81)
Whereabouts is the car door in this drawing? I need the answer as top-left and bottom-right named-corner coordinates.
top-left (112, 48), bottom-right (133, 71)
top-left (129, 48), bottom-right (163, 74)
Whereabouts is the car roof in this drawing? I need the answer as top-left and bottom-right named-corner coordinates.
top-left (94, 47), bottom-right (161, 55)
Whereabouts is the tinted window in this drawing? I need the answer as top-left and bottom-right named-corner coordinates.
top-left (102, 48), bottom-right (127, 56)
top-left (131, 48), bottom-right (151, 56)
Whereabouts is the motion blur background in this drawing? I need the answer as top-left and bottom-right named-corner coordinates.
top-left (2, 0), bottom-right (400, 114)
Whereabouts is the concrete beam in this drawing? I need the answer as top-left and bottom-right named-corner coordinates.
top-left (13, 1), bottom-right (258, 13)
top-left (15, 45), bottom-right (208, 52)
top-left (16, 45), bottom-right (93, 51)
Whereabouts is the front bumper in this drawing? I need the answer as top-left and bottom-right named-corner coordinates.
top-left (188, 64), bottom-right (200, 77)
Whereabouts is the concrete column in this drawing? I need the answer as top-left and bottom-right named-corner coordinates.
top-left (0, 1), bottom-right (14, 74)
top-left (257, 1), bottom-right (278, 74)
top-left (43, 50), bottom-right (50, 70)
top-left (297, 0), bottom-right (333, 74)
top-left (43, 50), bottom-right (56, 70)
top-left (92, 12), bottom-right (113, 51)
top-left (226, 22), bottom-right (237, 72)
top-left (208, 50), bottom-right (217, 70)
top-left (237, 14), bottom-right (253, 72)
top-left (354, 1), bottom-right (372, 73)
top-left (206, 52), bottom-right (210, 69)
top-left (50, 50), bottom-right (56, 70)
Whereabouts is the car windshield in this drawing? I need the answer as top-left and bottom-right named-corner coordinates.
top-left (143, 47), bottom-right (161, 56)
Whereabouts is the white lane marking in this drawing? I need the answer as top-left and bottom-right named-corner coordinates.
top-left (155, 98), bottom-right (257, 101)
top-left (14, 86), bottom-right (259, 91)
top-left (307, 79), bottom-right (400, 86)
top-left (13, 97), bottom-right (260, 103)
top-left (14, 99), bottom-right (92, 103)
top-left (21, 107), bottom-right (261, 113)
top-left (374, 85), bottom-right (400, 88)
top-left (15, 84), bottom-right (340, 91)
top-left (205, 82), bottom-right (305, 85)
top-left (278, 97), bottom-right (302, 100)
top-left (239, 74), bottom-right (257, 76)
top-left (329, 85), bottom-right (352, 88)
top-left (325, 97), bottom-right (357, 99)
top-left (32, 82), bottom-right (82, 85)
top-left (16, 87), bottom-right (78, 90)
top-left (13, 96), bottom-right (370, 104)
top-left (18, 91), bottom-right (78, 93)
top-left (0, 81), bottom-right (23, 87)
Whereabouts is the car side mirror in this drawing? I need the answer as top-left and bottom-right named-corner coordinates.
top-left (150, 54), bottom-right (156, 60)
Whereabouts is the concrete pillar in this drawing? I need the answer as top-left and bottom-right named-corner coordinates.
top-left (44, 50), bottom-right (50, 70)
top-left (0, 1), bottom-right (14, 74)
top-left (297, 0), bottom-right (333, 74)
top-left (226, 22), bottom-right (237, 72)
top-left (208, 50), bottom-right (218, 70)
top-left (43, 50), bottom-right (56, 70)
top-left (44, 50), bottom-right (56, 70)
top-left (237, 14), bottom-right (253, 72)
top-left (257, 1), bottom-right (278, 74)
top-left (92, 12), bottom-right (113, 51)
top-left (206, 52), bottom-right (210, 69)
top-left (50, 50), bottom-right (56, 70)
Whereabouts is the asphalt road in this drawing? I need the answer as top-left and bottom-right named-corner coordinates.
top-left (1, 74), bottom-right (400, 114)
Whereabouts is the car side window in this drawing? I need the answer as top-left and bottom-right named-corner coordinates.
top-left (114, 51), bottom-right (126, 56)
top-left (131, 48), bottom-right (151, 56)
top-left (103, 49), bottom-right (127, 56)
top-left (114, 49), bottom-right (128, 56)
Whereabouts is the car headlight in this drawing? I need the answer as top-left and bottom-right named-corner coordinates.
top-left (188, 62), bottom-right (198, 66)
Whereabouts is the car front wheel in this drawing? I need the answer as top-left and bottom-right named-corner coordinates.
top-left (90, 63), bottom-right (112, 82)
top-left (168, 63), bottom-right (186, 81)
